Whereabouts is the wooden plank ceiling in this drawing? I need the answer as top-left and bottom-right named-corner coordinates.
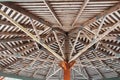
top-left (0, 0), bottom-right (120, 80)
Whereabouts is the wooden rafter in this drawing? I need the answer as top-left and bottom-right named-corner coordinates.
top-left (53, 30), bottom-right (65, 59)
top-left (0, 2), bottom-right (52, 27)
top-left (72, 0), bottom-right (89, 27)
top-left (43, 0), bottom-right (62, 27)
top-left (0, 20), bottom-right (44, 30)
top-left (70, 21), bottom-right (120, 62)
top-left (0, 9), bottom-right (64, 61)
top-left (69, 30), bottom-right (81, 59)
top-left (82, 2), bottom-right (120, 26)
top-left (0, 1), bottom-right (119, 80)
top-left (69, 2), bottom-right (120, 33)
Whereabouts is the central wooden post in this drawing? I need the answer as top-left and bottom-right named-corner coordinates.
top-left (0, 76), bottom-right (4, 80)
top-left (59, 61), bottom-right (75, 80)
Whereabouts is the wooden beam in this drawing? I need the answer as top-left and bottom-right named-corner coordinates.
top-left (85, 55), bottom-right (105, 78)
top-left (59, 61), bottom-right (75, 80)
top-left (82, 2), bottom-right (120, 26)
top-left (0, 37), bottom-right (31, 43)
top-left (69, 30), bottom-right (81, 59)
top-left (0, 20), bottom-right (44, 30)
top-left (101, 40), bottom-right (120, 47)
top-left (81, 30), bottom-right (92, 41)
top-left (46, 68), bottom-right (61, 80)
top-left (64, 34), bottom-right (70, 61)
top-left (0, 2), bottom-right (52, 27)
top-left (69, 2), bottom-right (120, 33)
top-left (75, 63), bottom-right (115, 73)
top-left (0, 32), bottom-right (26, 36)
top-left (94, 16), bottom-right (106, 39)
top-left (83, 67), bottom-right (91, 79)
top-left (101, 43), bottom-right (117, 55)
top-left (53, 30), bottom-right (65, 59)
top-left (70, 34), bottom-right (118, 41)
top-left (92, 23), bottom-right (114, 30)
top-left (80, 54), bottom-right (119, 63)
top-left (0, 42), bottom-right (34, 52)
top-left (43, 0), bottom-right (62, 27)
top-left (72, 67), bottom-right (87, 79)
top-left (102, 61), bottom-right (120, 76)
top-left (72, 0), bottom-right (89, 27)
top-left (69, 21), bottom-right (120, 62)
top-left (0, 49), bottom-right (54, 63)
top-left (0, 9), bottom-right (64, 61)
top-left (1, 58), bottom-right (21, 71)
top-left (29, 18), bottom-right (43, 53)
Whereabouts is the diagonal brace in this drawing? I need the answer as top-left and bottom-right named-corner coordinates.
top-left (0, 10), bottom-right (64, 61)
top-left (69, 21), bottom-right (120, 62)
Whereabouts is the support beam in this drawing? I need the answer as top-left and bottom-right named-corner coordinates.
top-left (0, 32), bottom-right (26, 36)
top-left (101, 43), bottom-right (117, 55)
top-left (43, 0), bottom-right (62, 27)
top-left (0, 37), bottom-right (31, 43)
top-left (92, 51), bottom-right (105, 65)
top-left (81, 30), bottom-right (92, 41)
top-left (0, 20), bottom-right (44, 30)
top-left (82, 2), bottom-right (120, 26)
top-left (70, 34), bottom-right (118, 42)
top-left (0, 9), bottom-right (64, 61)
top-left (64, 34), bottom-right (70, 61)
top-left (46, 68), bottom-right (61, 80)
top-left (70, 21), bottom-right (120, 62)
top-left (92, 16), bottom-right (106, 50)
top-left (79, 53), bottom-right (119, 63)
top-left (69, 40), bottom-right (76, 54)
top-left (69, 2), bottom-right (120, 34)
top-left (69, 30), bottom-right (81, 59)
top-left (29, 18), bottom-right (46, 57)
top-left (72, 67), bottom-right (87, 79)
top-left (102, 61), bottom-right (120, 76)
top-left (45, 59), bottom-right (57, 78)
top-left (59, 61), bottom-right (75, 80)
top-left (101, 40), bottom-right (120, 47)
top-left (53, 30), bottom-right (65, 59)
top-left (0, 2), bottom-right (52, 27)
top-left (0, 43), bottom-right (53, 62)
top-left (83, 67), bottom-right (91, 80)
top-left (75, 63), bottom-right (115, 74)
top-left (0, 58), bottom-right (21, 71)
top-left (85, 55), bottom-right (104, 78)
top-left (72, 0), bottom-right (89, 27)
top-left (94, 16), bottom-right (106, 39)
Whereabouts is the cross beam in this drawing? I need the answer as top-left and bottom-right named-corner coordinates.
top-left (82, 2), bottom-right (120, 26)
top-left (69, 30), bottom-right (81, 59)
top-left (72, 0), bottom-right (89, 26)
top-left (0, 2), bottom-right (52, 27)
top-left (70, 21), bottom-right (120, 62)
top-left (69, 2), bottom-right (120, 34)
top-left (53, 30), bottom-right (65, 59)
top-left (43, 0), bottom-right (62, 27)
top-left (0, 9), bottom-right (64, 61)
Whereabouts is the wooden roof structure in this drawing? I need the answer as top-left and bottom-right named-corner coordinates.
top-left (0, 0), bottom-right (120, 80)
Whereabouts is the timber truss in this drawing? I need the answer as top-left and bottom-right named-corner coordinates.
top-left (0, 0), bottom-right (120, 80)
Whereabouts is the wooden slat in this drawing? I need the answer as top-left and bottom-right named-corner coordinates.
top-left (70, 21), bottom-right (120, 62)
top-left (0, 9), bottom-right (64, 61)
top-left (82, 2), bottom-right (120, 26)
top-left (0, 2), bottom-right (52, 27)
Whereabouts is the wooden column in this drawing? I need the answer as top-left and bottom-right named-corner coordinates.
top-left (0, 76), bottom-right (4, 80)
top-left (59, 61), bottom-right (75, 80)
